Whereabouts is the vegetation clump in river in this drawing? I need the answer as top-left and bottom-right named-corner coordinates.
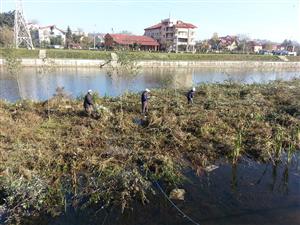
top-left (0, 80), bottom-right (300, 224)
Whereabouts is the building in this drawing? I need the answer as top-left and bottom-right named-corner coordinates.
top-left (144, 18), bottom-right (197, 53)
top-left (29, 24), bottom-right (66, 47)
top-left (218, 35), bottom-right (238, 51)
top-left (38, 25), bottom-right (66, 46)
top-left (88, 33), bottom-right (106, 48)
top-left (248, 41), bottom-right (263, 53)
top-left (104, 33), bottom-right (159, 51)
top-left (262, 43), bottom-right (280, 51)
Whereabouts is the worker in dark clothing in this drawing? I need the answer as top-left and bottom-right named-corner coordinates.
top-left (187, 87), bottom-right (196, 104)
top-left (84, 90), bottom-right (94, 115)
top-left (141, 88), bottom-right (150, 114)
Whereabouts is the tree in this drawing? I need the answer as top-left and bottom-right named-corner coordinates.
top-left (281, 39), bottom-right (292, 47)
top-left (263, 41), bottom-right (275, 51)
top-left (50, 35), bottom-right (63, 46)
top-left (281, 39), bottom-right (295, 51)
top-left (80, 36), bottom-right (93, 49)
top-left (196, 40), bottom-right (210, 53)
top-left (40, 40), bottom-right (50, 48)
top-left (72, 34), bottom-right (81, 44)
top-left (210, 32), bottom-right (220, 50)
top-left (0, 11), bottom-right (15, 47)
top-left (119, 30), bottom-right (133, 35)
top-left (0, 11), bottom-right (15, 28)
top-left (30, 29), bottom-right (40, 48)
top-left (237, 34), bottom-right (250, 53)
top-left (0, 26), bottom-right (14, 47)
top-left (65, 26), bottom-right (72, 48)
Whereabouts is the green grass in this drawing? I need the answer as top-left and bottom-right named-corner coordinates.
top-left (0, 48), bottom-right (282, 61)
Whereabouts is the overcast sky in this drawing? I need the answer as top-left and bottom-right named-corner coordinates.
top-left (1, 0), bottom-right (300, 42)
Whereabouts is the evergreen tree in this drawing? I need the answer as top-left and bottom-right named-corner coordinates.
top-left (65, 26), bottom-right (72, 48)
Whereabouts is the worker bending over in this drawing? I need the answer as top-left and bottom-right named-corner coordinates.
top-left (84, 90), bottom-right (94, 115)
top-left (187, 87), bottom-right (196, 104)
top-left (141, 88), bottom-right (150, 114)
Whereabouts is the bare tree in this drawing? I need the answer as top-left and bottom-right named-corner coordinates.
top-left (237, 34), bottom-right (250, 54)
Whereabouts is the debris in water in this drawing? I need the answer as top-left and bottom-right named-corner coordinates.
top-left (205, 165), bottom-right (219, 172)
top-left (169, 189), bottom-right (186, 200)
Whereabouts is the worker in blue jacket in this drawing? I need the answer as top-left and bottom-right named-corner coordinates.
top-left (187, 87), bottom-right (196, 104)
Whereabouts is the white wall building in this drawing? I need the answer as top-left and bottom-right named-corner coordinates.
top-left (28, 24), bottom-right (66, 47)
top-left (144, 18), bottom-right (197, 53)
top-left (38, 25), bottom-right (66, 45)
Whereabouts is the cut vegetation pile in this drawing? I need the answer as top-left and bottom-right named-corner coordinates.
top-left (1, 80), bottom-right (300, 224)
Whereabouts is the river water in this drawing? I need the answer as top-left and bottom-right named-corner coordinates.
top-left (45, 154), bottom-right (300, 225)
top-left (0, 67), bottom-right (299, 102)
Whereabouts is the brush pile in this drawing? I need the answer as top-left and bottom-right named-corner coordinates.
top-left (1, 80), bottom-right (300, 223)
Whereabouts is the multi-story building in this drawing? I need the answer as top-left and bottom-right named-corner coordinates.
top-left (144, 18), bottom-right (197, 52)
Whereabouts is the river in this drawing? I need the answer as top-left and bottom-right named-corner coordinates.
top-left (36, 154), bottom-right (300, 225)
top-left (0, 67), bottom-right (299, 102)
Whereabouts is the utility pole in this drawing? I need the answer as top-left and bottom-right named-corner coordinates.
top-left (93, 24), bottom-right (96, 49)
top-left (14, 0), bottom-right (34, 49)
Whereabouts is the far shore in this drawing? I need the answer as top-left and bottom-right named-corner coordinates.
top-left (1, 58), bottom-right (300, 69)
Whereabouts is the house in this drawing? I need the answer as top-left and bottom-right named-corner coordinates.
top-left (262, 43), bottom-right (279, 51)
top-left (248, 41), bottom-right (263, 53)
top-left (29, 24), bottom-right (66, 47)
top-left (104, 33), bottom-right (159, 51)
top-left (39, 25), bottom-right (66, 45)
top-left (88, 33), bottom-right (106, 48)
top-left (144, 18), bottom-right (197, 52)
top-left (218, 35), bottom-right (238, 51)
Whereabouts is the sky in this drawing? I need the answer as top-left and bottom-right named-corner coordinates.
top-left (1, 0), bottom-right (300, 43)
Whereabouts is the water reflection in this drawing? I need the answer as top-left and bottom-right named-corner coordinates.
top-left (39, 154), bottom-right (300, 225)
top-left (0, 67), bottom-right (299, 102)
top-left (231, 164), bottom-right (238, 192)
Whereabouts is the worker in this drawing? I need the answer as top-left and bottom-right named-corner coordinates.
top-left (83, 90), bottom-right (94, 115)
top-left (141, 88), bottom-right (150, 114)
top-left (187, 87), bottom-right (196, 104)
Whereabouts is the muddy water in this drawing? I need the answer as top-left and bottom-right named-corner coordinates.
top-left (0, 67), bottom-right (299, 102)
top-left (43, 154), bottom-right (300, 225)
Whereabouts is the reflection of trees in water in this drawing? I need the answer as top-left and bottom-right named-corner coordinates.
top-left (142, 68), bottom-right (194, 89)
top-left (230, 155), bottom-right (297, 195)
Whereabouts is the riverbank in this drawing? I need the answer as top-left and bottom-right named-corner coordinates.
top-left (1, 49), bottom-right (300, 68)
top-left (1, 80), bottom-right (300, 223)
top-left (1, 58), bottom-right (300, 68)
top-left (0, 49), bottom-right (283, 61)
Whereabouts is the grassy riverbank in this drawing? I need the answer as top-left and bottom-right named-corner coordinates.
top-left (1, 80), bottom-right (300, 223)
top-left (0, 48), bottom-right (282, 61)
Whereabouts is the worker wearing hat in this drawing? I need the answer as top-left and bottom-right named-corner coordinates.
top-left (141, 88), bottom-right (150, 114)
top-left (187, 87), bottom-right (196, 104)
top-left (83, 90), bottom-right (94, 115)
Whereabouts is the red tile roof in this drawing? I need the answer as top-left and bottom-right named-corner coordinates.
top-left (144, 23), bottom-right (162, 30)
top-left (106, 34), bottom-right (159, 46)
top-left (175, 21), bottom-right (197, 29)
top-left (145, 21), bottom-right (197, 30)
